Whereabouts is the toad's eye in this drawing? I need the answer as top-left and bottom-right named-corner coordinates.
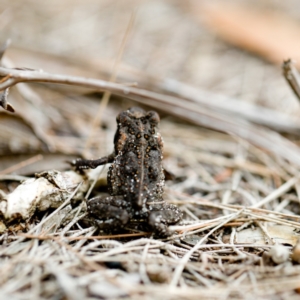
top-left (146, 111), bottom-right (160, 125)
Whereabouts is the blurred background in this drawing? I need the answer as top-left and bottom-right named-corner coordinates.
top-left (1, 0), bottom-right (300, 175)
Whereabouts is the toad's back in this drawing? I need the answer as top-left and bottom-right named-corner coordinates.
top-left (107, 107), bottom-right (165, 208)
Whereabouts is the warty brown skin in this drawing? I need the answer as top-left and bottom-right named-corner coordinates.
top-left (72, 107), bottom-right (182, 236)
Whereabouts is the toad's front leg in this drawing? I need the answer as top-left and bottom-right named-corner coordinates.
top-left (87, 196), bottom-right (131, 231)
top-left (71, 152), bottom-right (115, 171)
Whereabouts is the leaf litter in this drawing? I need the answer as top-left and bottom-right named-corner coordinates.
top-left (1, 1), bottom-right (300, 299)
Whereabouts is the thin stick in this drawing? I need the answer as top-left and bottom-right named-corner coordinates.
top-left (2, 66), bottom-right (300, 169)
top-left (0, 154), bottom-right (43, 175)
top-left (251, 176), bottom-right (300, 208)
top-left (85, 165), bottom-right (106, 199)
top-left (28, 182), bottom-right (83, 234)
top-left (255, 221), bottom-right (275, 245)
top-left (282, 59), bottom-right (300, 102)
top-left (83, 12), bottom-right (136, 154)
top-left (170, 209), bottom-right (244, 287)
top-left (19, 232), bottom-right (149, 241)
top-left (169, 190), bottom-right (300, 220)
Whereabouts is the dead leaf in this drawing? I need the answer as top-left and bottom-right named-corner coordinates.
top-left (1, 170), bottom-right (88, 221)
top-left (226, 224), bottom-right (300, 246)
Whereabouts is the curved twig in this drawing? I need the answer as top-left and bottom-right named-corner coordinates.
top-left (2, 66), bottom-right (300, 168)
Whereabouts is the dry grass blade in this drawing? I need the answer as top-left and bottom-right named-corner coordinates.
top-left (170, 209), bottom-right (244, 287)
top-left (19, 232), bottom-right (149, 241)
top-left (252, 175), bottom-right (300, 208)
top-left (282, 59), bottom-right (300, 102)
top-left (1, 66), bottom-right (300, 170)
top-left (2, 1), bottom-right (300, 299)
top-left (83, 11), bottom-right (136, 155)
top-left (0, 154), bottom-right (43, 175)
top-left (28, 181), bottom-right (83, 234)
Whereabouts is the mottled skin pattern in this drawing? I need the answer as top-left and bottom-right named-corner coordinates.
top-left (72, 107), bottom-right (182, 236)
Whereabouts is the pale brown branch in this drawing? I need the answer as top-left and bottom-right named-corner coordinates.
top-left (2, 66), bottom-right (300, 169)
top-left (282, 59), bottom-right (300, 102)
